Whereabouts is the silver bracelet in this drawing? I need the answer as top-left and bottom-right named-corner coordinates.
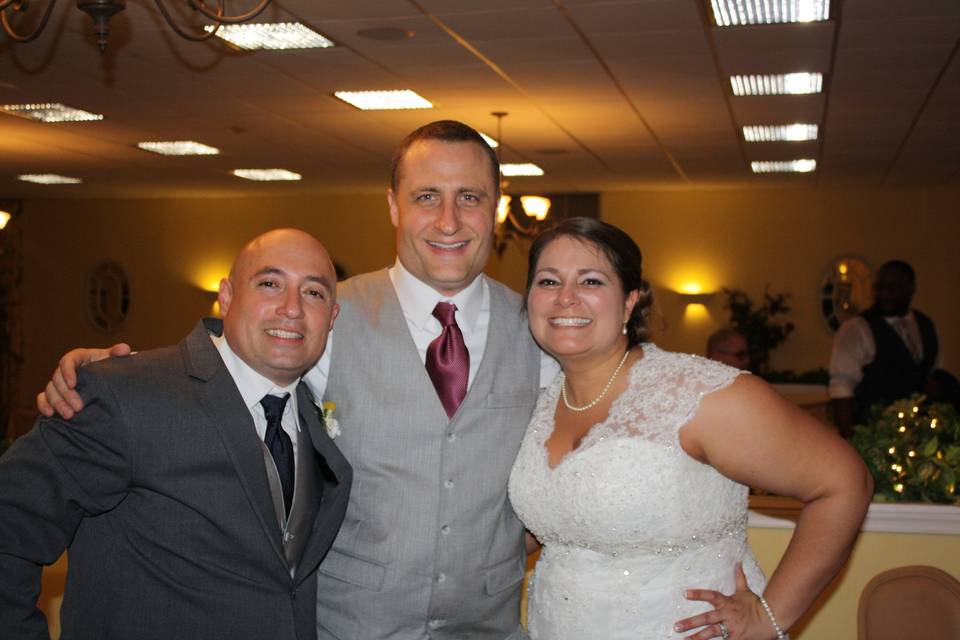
top-left (758, 595), bottom-right (786, 640)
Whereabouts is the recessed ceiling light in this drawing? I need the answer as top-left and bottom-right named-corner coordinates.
top-left (18, 173), bottom-right (83, 184)
top-left (2, 103), bottom-right (103, 123)
top-left (479, 133), bottom-right (499, 148)
top-left (232, 169), bottom-right (302, 181)
top-left (751, 159), bottom-right (817, 173)
top-left (332, 90), bottom-right (433, 111)
top-left (206, 23), bottom-right (335, 50)
top-left (501, 163), bottom-right (544, 177)
top-left (743, 124), bottom-right (818, 142)
top-left (711, 0), bottom-right (829, 26)
top-left (137, 141), bottom-right (220, 156)
top-left (730, 72), bottom-right (823, 96)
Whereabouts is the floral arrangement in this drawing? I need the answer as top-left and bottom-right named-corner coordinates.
top-left (321, 401), bottom-right (340, 440)
top-left (722, 287), bottom-right (795, 374)
top-left (851, 394), bottom-right (959, 504)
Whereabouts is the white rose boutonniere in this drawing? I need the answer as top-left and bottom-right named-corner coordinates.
top-left (319, 401), bottom-right (341, 440)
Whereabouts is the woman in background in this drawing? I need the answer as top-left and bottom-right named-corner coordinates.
top-left (509, 217), bottom-right (871, 639)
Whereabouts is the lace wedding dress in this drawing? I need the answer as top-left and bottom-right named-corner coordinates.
top-left (509, 345), bottom-right (767, 639)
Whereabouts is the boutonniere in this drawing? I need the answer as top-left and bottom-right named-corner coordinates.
top-left (317, 400), bottom-right (340, 440)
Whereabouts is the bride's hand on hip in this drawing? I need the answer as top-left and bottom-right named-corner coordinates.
top-left (673, 564), bottom-right (773, 640)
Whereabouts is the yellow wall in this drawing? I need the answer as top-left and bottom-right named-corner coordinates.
top-left (603, 187), bottom-right (960, 374)
top-left (13, 185), bottom-right (959, 414)
top-left (748, 527), bottom-right (960, 638)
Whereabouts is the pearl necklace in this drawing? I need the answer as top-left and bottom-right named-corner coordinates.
top-left (561, 349), bottom-right (631, 412)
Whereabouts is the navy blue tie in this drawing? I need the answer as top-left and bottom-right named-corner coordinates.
top-left (260, 394), bottom-right (294, 516)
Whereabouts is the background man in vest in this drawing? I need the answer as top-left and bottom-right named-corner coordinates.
top-left (829, 259), bottom-right (940, 437)
top-left (5, 229), bottom-right (351, 639)
top-left (37, 122), bottom-right (557, 639)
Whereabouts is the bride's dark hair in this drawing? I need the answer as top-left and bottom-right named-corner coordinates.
top-left (525, 217), bottom-right (654, 348)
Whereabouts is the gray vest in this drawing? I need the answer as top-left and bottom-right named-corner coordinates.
top-left (260, 391), bottom-right (323, 577)
top-left (316, 270), bottom-right (541, 640)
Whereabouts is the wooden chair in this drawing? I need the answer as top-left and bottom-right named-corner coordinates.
top-left (858, 565), bottom-right (960, 640)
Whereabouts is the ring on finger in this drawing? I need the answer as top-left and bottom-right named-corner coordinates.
top-left (718, 621), bottom-right (730, 640)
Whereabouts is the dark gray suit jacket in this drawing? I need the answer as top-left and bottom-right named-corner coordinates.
top-left (0, 319), bottom-right (352, 640)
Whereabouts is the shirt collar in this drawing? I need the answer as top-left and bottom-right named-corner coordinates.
top-left (210, 333), bottom-right (300, 414)
top-left (388, 258), bottom-right (485, 334)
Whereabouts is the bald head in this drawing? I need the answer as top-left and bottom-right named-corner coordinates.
top-left (218, 228), bottom-right (339, 386)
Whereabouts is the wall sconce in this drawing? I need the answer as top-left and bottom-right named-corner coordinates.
top-left (0, 201), bottom-right (22, 231)
top-left (677, 291), bottom-right (715, 305)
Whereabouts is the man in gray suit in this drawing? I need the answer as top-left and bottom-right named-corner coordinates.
top-left (4, 229), bottom-right (351, 639)
top-left (38, 122), bottom-right (555, 639)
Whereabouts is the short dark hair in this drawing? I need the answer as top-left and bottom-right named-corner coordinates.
top-left (390, 120), bottom-right (500, 194)
top-left (706, 328), bottom-right (745, 357)
top-left (525, 217), bottom-right (654, 348)
top-left (878, 260), bottom-right (916, 285)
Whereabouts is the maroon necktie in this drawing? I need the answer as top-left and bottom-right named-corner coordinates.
top-left (426, 302), bottom-right (469, 418)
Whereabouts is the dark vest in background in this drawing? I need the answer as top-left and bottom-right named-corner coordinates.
top-left (854, 306), bottom-right (938, 421)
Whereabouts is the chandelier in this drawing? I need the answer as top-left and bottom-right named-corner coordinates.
top-left (1, 0), bottom-right (272, 50)
top-left (491, 111), bottom-right (553, 256)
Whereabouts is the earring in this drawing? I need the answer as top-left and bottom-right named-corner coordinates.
top-left (622, 323), bottom-right (628, 336)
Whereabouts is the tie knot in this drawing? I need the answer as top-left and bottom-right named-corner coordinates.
top-left (432, 301), bottom-right (459, 327)
top-left (260, 394), bottom-right (289, 423)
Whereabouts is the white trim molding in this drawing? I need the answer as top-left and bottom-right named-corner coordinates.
top-left (749, 500), bottom-right (960, 535)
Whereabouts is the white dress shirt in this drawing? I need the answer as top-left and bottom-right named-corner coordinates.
top-left (303, 260), bottom-right (560, 400)
top-left (828, 310), bottom-right (939, 399)
top-left (211, 333), bottom-right (301, 461)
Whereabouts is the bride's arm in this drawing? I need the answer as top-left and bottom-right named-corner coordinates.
top-left (675, 374), bottom-right (872, 640)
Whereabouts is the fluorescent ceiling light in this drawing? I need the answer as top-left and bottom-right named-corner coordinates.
top-left (501, 163), bottom-right (544, 177)
top-left (743, 124), bottom-right (818, 142)
top-left (479, 133), bottom-right (499, 148)
top-left (206, 22), bottom-right (335, 50)
top-left (232, 169), bottom-right (302, 181)
top-left (751, 159), bottom-right (817, 174)
top-left (333, 90), bottom-right (433, 111)
top-left (711, 0), bottom-right (829, 26)
top-left (1, 103), bottom-right (103, 123)
top-left (18, 173), bottom-right (83, 184)
top-left (730, 72), bottom-right (823, 96)
top-left (137, 141), bottom-right (220, 156)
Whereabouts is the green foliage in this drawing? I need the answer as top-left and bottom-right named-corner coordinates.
top-left (722, 288), bottom-right (795, 373)
top-left (851, 395), bottom-right (960, 504)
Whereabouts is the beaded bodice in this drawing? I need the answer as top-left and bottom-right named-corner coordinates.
top-left (508, 345), bottom-right (766, 639)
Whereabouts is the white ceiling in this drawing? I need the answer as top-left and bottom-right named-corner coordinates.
top-left (1, 0), bottom-right (958, 199)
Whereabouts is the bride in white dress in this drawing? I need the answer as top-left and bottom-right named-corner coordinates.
top-left (508, 218), bottom-right (872, 640)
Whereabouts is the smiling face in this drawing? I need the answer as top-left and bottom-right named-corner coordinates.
top-left (218, 229), bottom-right (339, 386)
top-left (527, 235), bottom-right (639, 363)
top-left (388, 139), bottom-right (497, 296)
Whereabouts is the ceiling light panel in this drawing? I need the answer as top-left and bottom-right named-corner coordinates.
top-left (18, 173), bottom-right (83, 184)
top-left (232, 169), bottom-right (302, 181)
top-left (208, 23), bottom-right (335, 50)
top-left (2, 103), bottom-right (103, 123)
top-left (333, 90), bottom-right (433, 111)
top-left (479, 133), bottom-right (499, 148)
top-left (730, 73), bottom-right (823, 96)
top-left (743, 124), bottom-right (818, 142)
top-left (711, 0), bottom-right (830, 26)
top-left (137, 141), bottom-right (220, 156)
top-left (501, 163), bottom-right (544, 177)
top-left (751, 159), bottom-right (817, 173)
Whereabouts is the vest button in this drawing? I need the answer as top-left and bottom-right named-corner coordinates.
top-left (447, 432), bottom-right (456, 442)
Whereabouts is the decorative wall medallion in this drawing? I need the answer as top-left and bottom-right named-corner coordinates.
top-left (86, 260), bottom-right (130, 332)
top-left (820, 257), bottom-right (871, 331)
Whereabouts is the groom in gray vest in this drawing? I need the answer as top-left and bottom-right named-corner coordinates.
top-left (36, 121), bottom-right (555, 638)
top-left (306, 121), bottom-right (552, 638)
